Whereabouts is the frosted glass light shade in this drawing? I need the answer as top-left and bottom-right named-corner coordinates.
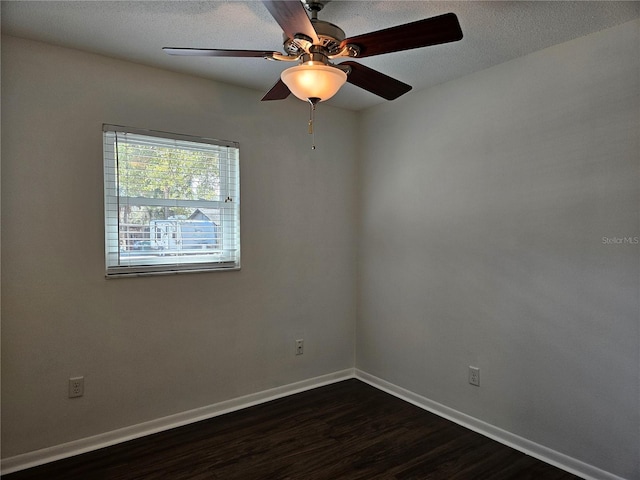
top-left (281, 64), bottom-right (347, 102)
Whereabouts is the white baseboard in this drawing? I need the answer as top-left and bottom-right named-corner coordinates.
top-left (3, 369), bottom-right (628, 480)
top-left (1, 369), bottom-right (355, 475)
top-left (355, 369), bottom-right (628, 480)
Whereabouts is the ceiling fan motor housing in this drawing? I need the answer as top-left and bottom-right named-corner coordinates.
top-left (284, 19), bottom-right (346, 57)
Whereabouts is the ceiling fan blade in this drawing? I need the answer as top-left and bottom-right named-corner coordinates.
top-left (163, 47), bottom-right (280, 59)
top-left (262, 0), bottom-right (319, 44)
top-left (340, 12), bottom-right (462, 58)
top-left (341, 61), bottom-right (412, 101)
top-left (261, 78), bottom-right (291, 101)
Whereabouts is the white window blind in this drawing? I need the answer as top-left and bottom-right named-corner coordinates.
top-left (103, 125), bottom-right (240, 277)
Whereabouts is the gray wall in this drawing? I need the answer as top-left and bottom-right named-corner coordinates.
top-left (1, 35), bottom-right (357, 457)
top-left (357, 19), bottom-right (639, 479)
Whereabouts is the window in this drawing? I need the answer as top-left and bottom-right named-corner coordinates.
top-left (103, 125), bottom-right (240, 277)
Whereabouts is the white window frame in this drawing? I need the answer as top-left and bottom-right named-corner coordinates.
top-left (103, 124), bottom-right (240, 277)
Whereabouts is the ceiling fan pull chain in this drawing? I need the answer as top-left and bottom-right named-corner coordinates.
top-left (308, 97), bottom-right (320, 150)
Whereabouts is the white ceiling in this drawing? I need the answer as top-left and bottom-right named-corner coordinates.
top-left (2, 1), bottom-right (639, 111)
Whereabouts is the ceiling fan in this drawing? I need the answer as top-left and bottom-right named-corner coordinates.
top-left (163, 0), bottom-right (463, 105)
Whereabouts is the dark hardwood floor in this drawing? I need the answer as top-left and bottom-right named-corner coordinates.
top-left (3, 379), bottom-right (582, 480)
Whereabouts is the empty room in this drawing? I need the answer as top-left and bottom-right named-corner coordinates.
top-left (1, 1), bottom-right (638, 479)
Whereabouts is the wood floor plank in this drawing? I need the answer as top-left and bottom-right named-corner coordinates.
top-left (2, 379), bottom-right (583, 480)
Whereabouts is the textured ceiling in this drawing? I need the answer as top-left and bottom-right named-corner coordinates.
top-left (2, 1), bottom-right (639, 111)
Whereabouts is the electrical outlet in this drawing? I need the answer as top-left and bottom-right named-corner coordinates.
top-left (468, 366), bottom-right (480, 387)
top-left (295, 339), bottom-right (304, 356)
top-left (69, 376), bottom-right (84, 398)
